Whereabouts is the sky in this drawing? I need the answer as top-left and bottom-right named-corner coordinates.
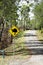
top-left (17, 0), bottom-right (35, 20)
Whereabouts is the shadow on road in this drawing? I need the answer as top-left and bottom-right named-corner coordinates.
top-left (14, 48), bottom-right (43, 55)
top-left (2, 47), bottom-right (43, 56)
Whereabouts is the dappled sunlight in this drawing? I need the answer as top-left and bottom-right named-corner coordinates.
top-left (0, 0), bottom-right (43, 65)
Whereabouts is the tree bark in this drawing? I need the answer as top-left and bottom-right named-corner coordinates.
top-left (0, 17), bottom-right (4, 42)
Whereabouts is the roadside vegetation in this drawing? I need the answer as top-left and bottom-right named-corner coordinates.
top-left (4, 30), bottom-right (31, 55)
top-left (36, 30), bottom-right (43, 41)
top-left (0, 0), bottom-right (43, 57)
top-left (0, 0), bottom-right (43, 64)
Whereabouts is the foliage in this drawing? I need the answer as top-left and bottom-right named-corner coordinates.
top-left (0, 0), bottom-right (20, 49)
top-left (33, 0), bottom-right (43, 29)
top-left (0, 0), bottom-right (19, 26)
top-left (37, 30), bottom-right (43, 40)
top-left (20, 4), bottom-right (30, 30)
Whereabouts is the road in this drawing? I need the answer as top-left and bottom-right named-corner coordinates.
top-left (24, 30), bottom-right (43, 54)
top-left (8, 30), bottom-right (43, 65)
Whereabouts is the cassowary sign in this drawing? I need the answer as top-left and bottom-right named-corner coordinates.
top-left (9, 26), bottom-right (19, 36)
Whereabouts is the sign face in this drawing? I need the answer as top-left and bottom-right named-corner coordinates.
top-left (9, 26), bottom-right (19, 36)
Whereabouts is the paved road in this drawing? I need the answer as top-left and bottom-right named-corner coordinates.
top-left (8, 55), bottom-right (43, 65)
top-left (24, 30), bottom-right (43, 54)
top-left (8, 30), bottom-right (43, 65)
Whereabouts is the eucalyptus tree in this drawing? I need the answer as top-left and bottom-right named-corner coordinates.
top-left (0, 0), bottom-right (20, 49)
top-left (21, 4), bottom-right (30, 30)
top-left (33, 0), bottom-right (43, 29)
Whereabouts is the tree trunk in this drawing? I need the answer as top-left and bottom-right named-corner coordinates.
top-left (0, 17), bottom-right (4, 42)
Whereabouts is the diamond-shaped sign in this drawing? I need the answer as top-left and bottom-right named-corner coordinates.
top-left (9, 26), bottom-right (19, 36)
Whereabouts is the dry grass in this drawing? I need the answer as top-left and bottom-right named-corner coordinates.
top-left (0, 30), bottom-right (31, 65)
top-left (36, 30), bottom-right (43, 41)
top-left (4, 37), bottom-right (25, 53)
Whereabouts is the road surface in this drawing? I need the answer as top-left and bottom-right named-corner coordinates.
top-left (24, 30), bottom-right (43, 54)
top-left (3, 30), bottom-right (43, 65)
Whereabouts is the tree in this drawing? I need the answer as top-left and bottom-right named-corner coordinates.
top-left (33, 0), bottom-right (43, 29)
top-left (0, 0), bottom-right (20, 49)
top-left (21, 4), bottom-right (30, 30)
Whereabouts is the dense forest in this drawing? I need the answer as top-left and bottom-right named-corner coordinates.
top-left (0, 0), bottom-right (43, 49)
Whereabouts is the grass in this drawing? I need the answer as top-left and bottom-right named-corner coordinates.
top-left (4, 37), bottom-right (25, 55)
top-left (0, 38), bottom-right (31, 65)
top-left (36, 30), bottom-right (43, 41)
top-left (0, 30), bottom-right (32, 65)
top-left (3, 30), bottom-right (26, 55)
top-left (14, 30), bottom-right (24, 39)
top-left (3, 30), bottom-right (31, 55)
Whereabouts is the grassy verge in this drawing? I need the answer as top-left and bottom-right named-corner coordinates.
top-left (4, 30), bottom-right (31, 56)
top-left (0, 30), bottom-right (31, 65)
top-left (4, 30), bottom-right (29, 55)
top-left (4, 30), bottom-right (25, 53)
top-left (14, 30), bottom-right (24, 39)
top-left (36, 30), bottom-right (43, 41)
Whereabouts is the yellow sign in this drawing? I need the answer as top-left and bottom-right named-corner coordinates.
top-left (9, 26), bottom-right (19, 36)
